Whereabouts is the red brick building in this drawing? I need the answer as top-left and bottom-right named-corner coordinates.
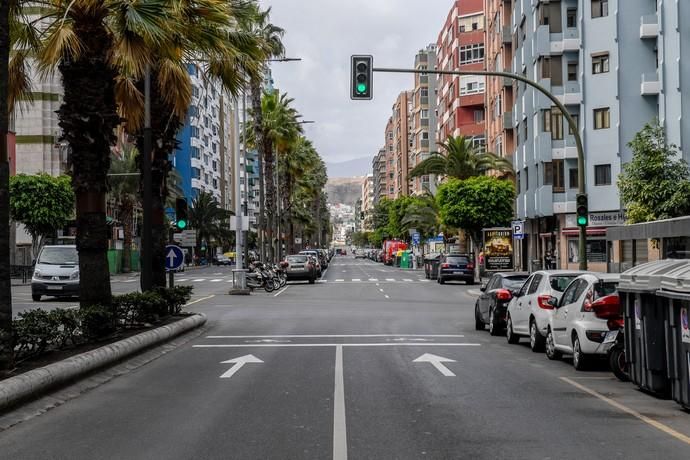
top-left (436, 0), bottom-right (486, 151)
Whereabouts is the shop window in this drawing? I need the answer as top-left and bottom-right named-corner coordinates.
top-left (664, 237), bottom-right (690, 259)
top-left (568, 238), bottom-right (606, 263)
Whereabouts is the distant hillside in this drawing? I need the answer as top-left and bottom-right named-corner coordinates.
top-left (326, 156), bottom-right (372, 178)
top-left (326, 177), bottom-right (363, 206)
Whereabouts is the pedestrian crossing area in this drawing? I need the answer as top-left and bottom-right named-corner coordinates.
top-left (112, 275), bottom-right (432, 284)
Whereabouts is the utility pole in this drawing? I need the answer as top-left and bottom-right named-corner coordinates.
top-left (141, 65), bottom-right (153, 291)
top-left (370, 66), bottom-right (588, 270)
top-left (242, 92), bottom-right (250, 265)
top-left (233, 98), bottom-right (243, 270)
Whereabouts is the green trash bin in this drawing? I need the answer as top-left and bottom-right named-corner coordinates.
top-left (657, 262), bottom-right (690, 410)
top-left (400, 251), bottom-right (410, 269)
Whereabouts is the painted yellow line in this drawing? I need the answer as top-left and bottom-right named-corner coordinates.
top-left (185, 295), bottom-right (215, 306)
top-left (560, 377), bottom-right (690, 446)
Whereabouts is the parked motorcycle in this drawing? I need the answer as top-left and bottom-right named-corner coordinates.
top-left (603, 318), bottom-right (629, 382)
top-left (246, 262), bottom-right (275, 292)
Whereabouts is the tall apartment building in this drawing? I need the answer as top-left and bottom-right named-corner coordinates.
top-left (175, 63), bottom-right (232, 210)
top-left (409, 44), bottom-right (439, 195)
top-left (504, 0), bottom-right (690, 272)
top-left (383, 117), bottom-right (396, 199)
top-left (392, 91), bottom-right (412, 197)
top-left (372, 147), bottom-right (387, 205)
top-left (436, 0), bottom-right (487, 151)
top-left (361, 174), bottom-right (374, 230)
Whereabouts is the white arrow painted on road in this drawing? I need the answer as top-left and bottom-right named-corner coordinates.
top-left (413, 353), bottom-right (456, 377)
top-left (219, 354), bottom-right (263, 379)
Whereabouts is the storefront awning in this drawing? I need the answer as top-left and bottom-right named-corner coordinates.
top-left (561, 227), bottom-right (607, 236)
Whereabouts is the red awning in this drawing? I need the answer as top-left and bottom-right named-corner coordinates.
top-left (561, 227), bottom-right (607, 236)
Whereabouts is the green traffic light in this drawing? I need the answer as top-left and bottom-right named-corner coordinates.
top-left (357, 83), bottom-right (367, 93)
top-left (176, 219), bottom-right (187, 229)
top-left (577, 216), bottom-right (587, 226)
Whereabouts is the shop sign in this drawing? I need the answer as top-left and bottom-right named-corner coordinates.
top-left (483, 228), bottom-right (514, 271)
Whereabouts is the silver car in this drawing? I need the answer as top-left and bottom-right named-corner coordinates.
top-left (505, 270), bottom-right (587, 351)
top-left (31, 245), bottom-right (80, 301)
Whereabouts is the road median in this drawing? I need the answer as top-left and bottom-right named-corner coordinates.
top-left (0, 313), bottom-right (207, 412)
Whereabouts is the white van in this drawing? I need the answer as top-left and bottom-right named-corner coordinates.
top-left (31, 245), bottom-right (80, 301)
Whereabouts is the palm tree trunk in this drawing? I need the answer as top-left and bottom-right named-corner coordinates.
top-left (121, 200), bottom-right (133, 273)
top-left (250, 76), bottom-right (266, 261)
top-left (0, 0), bottom-right (13, 370)
top-left (263, 136), bottom-right (275, 263)
top-left (58, 17), bottom-right (118, 308)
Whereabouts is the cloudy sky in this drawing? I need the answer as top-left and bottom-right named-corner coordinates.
top-left (259, 0), bottom-right (453, 166)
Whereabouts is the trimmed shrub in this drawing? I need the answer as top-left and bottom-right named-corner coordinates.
top-left (79, 305), bottom-right (116, 340)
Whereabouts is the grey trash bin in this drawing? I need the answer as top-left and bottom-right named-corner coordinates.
top-left (619, 260), bottom-right (689, 396)
top-left (657, 262), bottom-right (690, 409)
top-left (424, 254), bottom-right (441, 280)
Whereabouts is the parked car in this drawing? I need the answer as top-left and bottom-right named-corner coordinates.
top-left (437, 254), bottom-right (474, 284)
top-left (545, 273), bottom-right (621, 370)
top-left (475, 272), bottom-right (530, 335)
top-left (299, 250), bottom-right (322, 276)
top-left (316, 249), bottom-right (329, 269)
top-left (31, 245), bottom-right (80, 301)
top-left (284, 254), bottom-right (317, 284)
top-left (505, 270), bottom-right (586, 351)
top-left (355, 250), bottom-right (367, 259)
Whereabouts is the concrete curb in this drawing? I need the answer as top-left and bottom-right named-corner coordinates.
top-left (0, 313), bottom-right (207, 412)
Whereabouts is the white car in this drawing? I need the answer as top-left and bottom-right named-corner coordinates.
top-left (545, 273), bottom-right (621, 370)
top-left (505, 270), bottom-right (586, 351)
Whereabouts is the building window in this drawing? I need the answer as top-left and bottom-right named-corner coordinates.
top-left (543, 109), bottom-right (551, 133)
top-left (524, 167), bottom-right (529, 190)
top-left (567, 8), bottom-right (577, 28)
top-left (192, 167), bottom-right (201, 180)
top-left (594, 164), bottom-right (611, 185)
top-left (212, 160), bottom-right (217, 172)
top-left (420, 88), bottom-right (428, 98)
top-left (474, 109), bottom-right (484, 123)
top-left (421, 109), bottom-right (429, 119)
top-left (541, 57), bottom-right (551, 79)
top-left (592, 54), bottom-right (609, 74)
top-left (522, 120), bottom-right (528, 142)
top-left (593, 108), bottom-right (610, 129)
top-left (568, 238), bottom-right (606, 263)
top-left (495, 135), bottom-right (503, 157)
top-left (422, 132), bottom-right (429, 140)
top-left (567, 62), bottom-right (578, 81)
top-left (516, 172), bottom-right (521, 192)
top-left (471, 136), bottom-right (486, 153)
top-left (191, 147), bottom-right (200, 159)
top-left (551, 108), bottom-right (563, 140)
top-left (553, 159), bottom-right (565, 191)
top-left (569, 168), bottom-right (579, 189)
top-left (544, 162), bottom-right (553, 185)
top-left (591, 0), bottom-right (609, 19)
top-left (569, 114), bottom-right (579, 134)
top-left (459, 43), bottom-right (484, 65)
top-left (460, 79), bottom-right (485, 95)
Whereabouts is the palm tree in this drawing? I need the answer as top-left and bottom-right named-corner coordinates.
top-left (241, 6), bottom-right (285, 261)
top-left (401, 194), bottom-right (441, 259)
top-left (189, 191), bottom-right (233, 260)
top-left (260, 90), bottom-right (302, 261)
top-left (409, 135), bottom-right (514, 181)
top-left (8, 1), bottom-right (172, 307)
top-left (109, 145), bottom-right (139, 273)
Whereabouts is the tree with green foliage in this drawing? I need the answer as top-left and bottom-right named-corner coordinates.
top-left (387, 196), bottom-right (416, 239)
top-left (436, 176), bottom-right (515, 250)
top-left (372, 198), bottom-right (392, 233)
top-left (401, 194), bottom-right (440, 254)
top-left (618, 120), bottom-right (690, 223)
top-left (409, 135), bottom-right (514, 180)
top-left (189, 192), bottom-right (234, 260)
top-left (10, 174), bottom-right (75, 257)
top-left (109, 146), bottom-right (139, 273)
top-left (351, 232), bottom-right (371, 248)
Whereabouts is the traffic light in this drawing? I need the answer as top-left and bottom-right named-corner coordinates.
top-left (351, 55), bottom-right (373, 100)
top-left (175, 197), bottom-right (188, 230)
top-left (576, 193), bottom-right (588, 227)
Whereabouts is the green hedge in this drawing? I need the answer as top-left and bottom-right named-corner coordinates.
top-left (13, 286), bottom-right (194, 362)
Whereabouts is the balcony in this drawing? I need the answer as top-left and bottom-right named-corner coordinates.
top-left (640, 14), bottom-right (659, 39)
top-left (641, 72), bottom-right (660, 96)
top-left (534, 25), bottom-right (550, 57)
top-left (503, 111), bottom-right (513, 130)
top-left (550, 29), bottom-right (581, 54)
top-left (535, 185), bottom-right (554, 217)
top-left (535, 132), bottom-right (553, 163)
top-left (502, 25), bottom-right (512, 44)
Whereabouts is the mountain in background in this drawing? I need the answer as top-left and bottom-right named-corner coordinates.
top-left (326, 177), bottom-right (363, 207)
top-left (325, 156), bottom-right (372, 178)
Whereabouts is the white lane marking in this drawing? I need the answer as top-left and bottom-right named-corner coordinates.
top-left (420, 279), bottom-right (430, 282)
top-left (335, 279), bottom-right (345, 282)
top-left (206, 334), bottom-right (465, 338)
top-left (351, 278), bottom-right (361, 282)
top-left (385, 278), bottom-right (395, 282)
top-left (214, 272), bottom-right (222, 275)
top-left (322, 268), bottom-right (329, 278)
top-left (193, 279), bottom-right (206, 282)
top-left (210, 279), bottom-right (222, 282)
top-left (194, 343), bottom-right (480, 348)
top-left (317, 280), bottom-right (328, 283)
top-left (403, 279), bottom-right (413, 282)
top-left (378, 288), bottom-right (384, 292)
top-left (467, 289), bottom-right (481, 296)
top-left (369, 278), bottom-right (378, 282)
top-left (333, 345), bottom-right (347, 460)
top-left (185, 294), bottom-right (215, 306)
top-left (178, 279), bottom-right (189, 282)
top-left (219, 354), bottom-right (263, 379)
top-left (413, 353), bottom-right (456, 377)
top-left (274, 286), bottom-right (289, 297)
top-left (384, 295), bottom-right (390, 299)
top-left (560, 377), bottom-right (690, 446)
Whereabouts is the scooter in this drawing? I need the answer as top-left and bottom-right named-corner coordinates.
top-left (603, 319), bottom-right (629, 382)
top-left (246, 262), bottom-right (275, 292)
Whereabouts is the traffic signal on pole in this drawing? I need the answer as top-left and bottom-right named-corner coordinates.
top-left (351, 55), bottom-right (373, 100)
top-left (175, 198), bottom-right (188, 230)
top-left (576, 193), bottom-right (588, 227)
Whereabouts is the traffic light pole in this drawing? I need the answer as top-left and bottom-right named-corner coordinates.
top-left (372, 66), bottom-right (587, 270)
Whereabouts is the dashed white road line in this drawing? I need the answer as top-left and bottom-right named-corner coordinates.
top-left (335, 279), bottom-right (345, 282)
top-left (384, 295), bottom-right (390, 299)
top-left (193, 279), bottom-right (206, 282)
top-left (351, 278), bottom-right (361, 282)
top-left (403, 279), bottom-right (413, 282)
top-left (385, 278), bottom-right (395, 282)
top-left (369, 278), bottom-right (378, 282)
top-left (210, 279), bottom-right (222, 282)
top-left (333, 345), bottom-right (347, 460)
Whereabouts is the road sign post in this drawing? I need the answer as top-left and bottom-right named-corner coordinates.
top-left (165, 244), bottom-right (184, 289)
